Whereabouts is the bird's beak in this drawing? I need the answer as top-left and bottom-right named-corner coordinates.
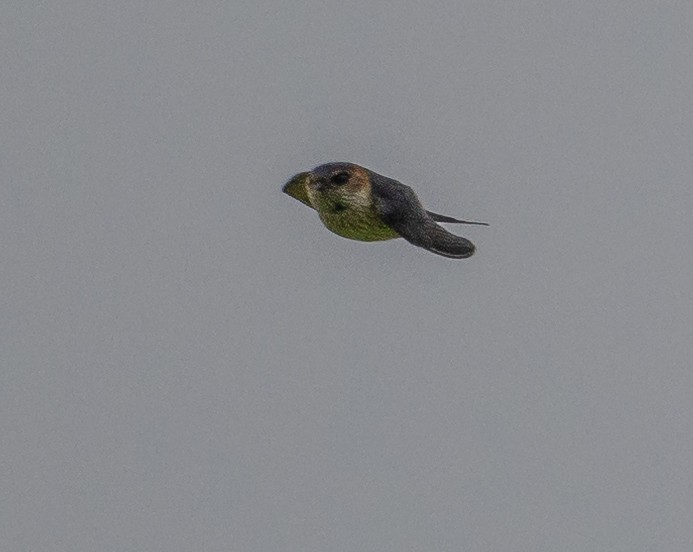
top-left (283, 172), bottom-right (313, 208)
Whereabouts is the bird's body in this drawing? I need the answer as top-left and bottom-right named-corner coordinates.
top-left (316, 201), bottom-right (399, 242)
top-left (283, 162), bottom-right (487, 258)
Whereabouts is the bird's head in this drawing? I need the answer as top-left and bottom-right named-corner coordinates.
top-left (284, 162), bottom-right (373, 211)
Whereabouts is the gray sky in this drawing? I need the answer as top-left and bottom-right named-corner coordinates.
top-left (3, 1), bottom-right (693, 550)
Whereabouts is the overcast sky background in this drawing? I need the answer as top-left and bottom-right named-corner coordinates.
top-left (3, 2), bottom-right (693, 551)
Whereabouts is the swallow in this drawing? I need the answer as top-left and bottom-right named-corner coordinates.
top-left (283, 162), bottom-right (488, 258)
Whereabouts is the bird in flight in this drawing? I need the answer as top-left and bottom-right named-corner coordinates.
top-left (283, 162), bottom-right (487, 258)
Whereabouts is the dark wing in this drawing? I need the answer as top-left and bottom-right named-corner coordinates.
top-left (427, 211), bottom-right (489, 226)
top-left (370, 173), bottom-right (476, 259)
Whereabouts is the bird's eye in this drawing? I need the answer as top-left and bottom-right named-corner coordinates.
top-left (331, 171), bottom-right (350, 185)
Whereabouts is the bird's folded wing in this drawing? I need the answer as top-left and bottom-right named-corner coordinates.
top-left (370, 174), bottom-right (476, 258)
